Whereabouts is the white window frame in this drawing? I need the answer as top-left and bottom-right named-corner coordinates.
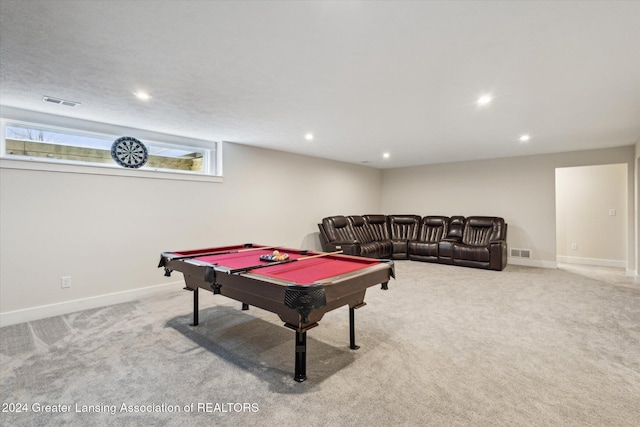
top-left (0, 118), bottom-right (223, 183)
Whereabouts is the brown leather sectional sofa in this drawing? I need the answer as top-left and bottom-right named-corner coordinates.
top-left (318, 214), bottom-right (508, 271)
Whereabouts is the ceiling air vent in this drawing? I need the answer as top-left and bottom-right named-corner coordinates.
top-left (43, 96), bottom-right (81, 107)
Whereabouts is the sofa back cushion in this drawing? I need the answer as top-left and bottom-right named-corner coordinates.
top-left (461, 216), bottom-right (505, 246)
top-left (348, 215), bottom-right (375, 243)
top-left (364, 214), bottom-right (390, 240)
top-left (388, 215), bottom-right (421, 240)
top-left (417, 216), bottom-right (450, 242)
top-left (322, 215), bottom-right (355, 242)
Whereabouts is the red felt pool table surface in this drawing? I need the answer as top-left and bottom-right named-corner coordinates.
top-left (159, 244), bottom-right (395, 382)
top-left (174, 247), bottom-right (379, 284)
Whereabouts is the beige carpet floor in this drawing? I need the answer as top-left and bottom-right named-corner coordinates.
top-left (1, 261), bottom-right (639, 426)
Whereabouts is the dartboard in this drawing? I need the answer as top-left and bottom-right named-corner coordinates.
top-left (111, 137), bottom-right (148, 168)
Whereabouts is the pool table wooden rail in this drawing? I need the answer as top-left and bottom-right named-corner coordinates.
top-left (160, 250), bottom-right (393, 328)
top-left (158, 245), bottom-right (394, 382)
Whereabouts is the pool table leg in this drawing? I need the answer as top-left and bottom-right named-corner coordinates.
top-left (191, 287), bottom-right (199, 326)
top-left (381, 281), bottom-right (388, 290)
top-left (294, 331), bottom-right (307, 382)
top-left (349, 307), bottom-right (360, 350)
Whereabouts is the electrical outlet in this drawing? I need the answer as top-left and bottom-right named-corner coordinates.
top-left (571, 243), bottom-right (577, 250)
top-left (61, 276), bottom-right (71, 288)
top-left (609, 209), bottom-right (616, 216)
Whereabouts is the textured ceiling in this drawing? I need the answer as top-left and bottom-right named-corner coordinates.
top-left (1, 0), bottom-right (639, 168)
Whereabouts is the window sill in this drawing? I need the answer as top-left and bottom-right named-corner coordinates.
top-left (0, 158), bottom-right (223, 183)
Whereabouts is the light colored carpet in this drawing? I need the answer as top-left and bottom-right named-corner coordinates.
top-left (1, 261), bottom-right (639, 426)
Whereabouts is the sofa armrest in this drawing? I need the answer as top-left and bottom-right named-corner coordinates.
top-left (333, 241), bottom-right (361, 256)
top-left (323, 240), bottom-right (361, 256)
top-left (489, 240), bottom-right (507, 270)
top-left (331, 239), bottom-right (358, 245)
top-left (442, 237), bottom-right (461, 243)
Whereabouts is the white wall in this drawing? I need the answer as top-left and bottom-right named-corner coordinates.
top-left (381, 146), bottom-right (636, 270)
top-left (0, 109), bottom-right (381, 324)
top-left (555, 164), bottom-right (627, 267)
top-left (2, 107), bottom-right (637, 325)
top-left (636, 140), bottom-right (640, 284)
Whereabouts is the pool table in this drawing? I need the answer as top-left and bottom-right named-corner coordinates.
top-left (158, 244), bottom-right (394, 382)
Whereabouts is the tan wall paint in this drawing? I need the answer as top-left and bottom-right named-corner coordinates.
top-left (381, 146), bottom-right (636, 269)
top-left (1, 107), bottom-right (637, 322)
top-left (0, 111), bottom-right (381, 316)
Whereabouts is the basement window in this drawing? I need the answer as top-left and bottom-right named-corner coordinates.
top-left (0, 120), bottom-right (220, 178)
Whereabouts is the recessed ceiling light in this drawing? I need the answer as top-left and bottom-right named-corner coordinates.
top-left (477, 94), bottom-right (492, 106)
top-left (305, 133), bottom-right (314, 141)
top-left (519, 134), bottom-right (531, 142)
top-left (383, 152), bottom-right (390, 159)
top-left (133, 91), bottom-right (152, 100)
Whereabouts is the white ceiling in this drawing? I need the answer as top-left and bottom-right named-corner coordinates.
top-left (1, 0), bottom-right (639, 169)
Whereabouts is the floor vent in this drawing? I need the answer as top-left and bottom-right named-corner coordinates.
top-left (43, 96), bottom-right (81, 107)
top-left (510, 248), bottom-right (532, 258)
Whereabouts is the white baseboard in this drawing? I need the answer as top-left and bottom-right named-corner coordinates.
top-left (624, 269), bottom-right (639, 284)
top-left (556, 256), bottom-right (627, 269)
top-left (508, 257), bottom-right (558, 269)
top-left (0, 281), bottom-right (181, 327)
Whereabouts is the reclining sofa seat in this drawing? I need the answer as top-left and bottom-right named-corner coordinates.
top-left (363, 215), bottom-right (394, 258)
top-left (319, 215), bottom-right (360, 255)
top-left (452, 216), bottom-right (507, 270)
top-left (388, 215), bottom-right (421, 259)
top-left (408, 216), bottom-right (449, 262)
top-left (348, 215), bottom-right (391, 258)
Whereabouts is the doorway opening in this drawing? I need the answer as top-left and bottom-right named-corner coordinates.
top-left (555, 164), bottom-right (628, 280)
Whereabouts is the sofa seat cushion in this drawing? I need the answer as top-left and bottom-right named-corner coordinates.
top-left (392, 239), bottom-right (407, 249)
top-left (452, 244), bottom-right (490, 262)
top-left (408, 241), bottom-right (438, 257)
top-left (392, 239), bottom-right (408, 253)
top-left (359, 242), bottom-right (383, 258)
top-left (391, 240), bottom-right (409, 259)
top-left (354, 240), bottom-right (392, 259)
top-left (376, 240), bottom-right (394, 258)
